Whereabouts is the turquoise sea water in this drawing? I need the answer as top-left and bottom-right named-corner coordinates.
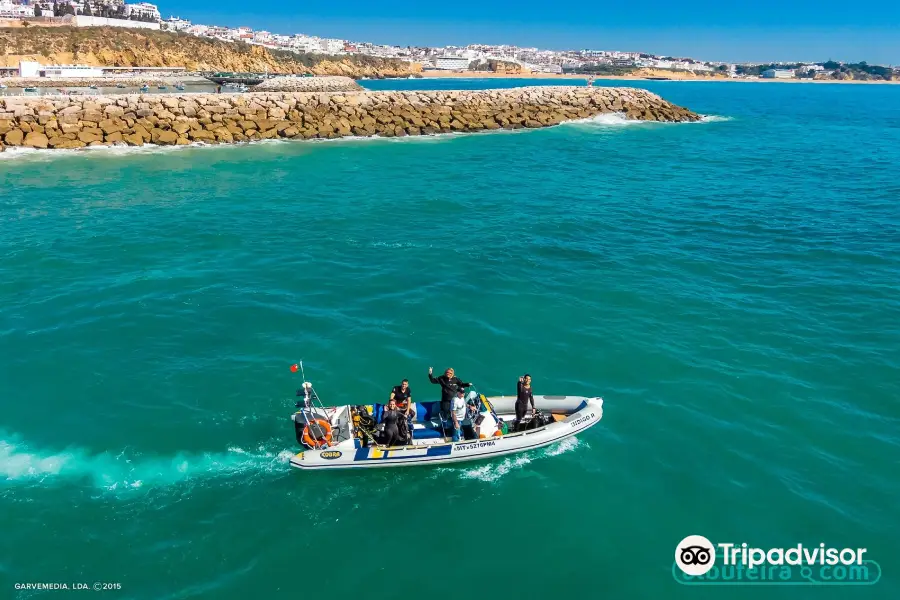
top-left (2, 79), bottom-right (899, 599)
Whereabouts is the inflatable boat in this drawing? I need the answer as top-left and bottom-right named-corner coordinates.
top-left (288, 369), bottom-right (603, 471)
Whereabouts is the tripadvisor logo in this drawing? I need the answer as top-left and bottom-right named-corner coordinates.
top-left (673, 535), bottom-right (881, 586)
top-left (675, 535), bottom-right (716, 576)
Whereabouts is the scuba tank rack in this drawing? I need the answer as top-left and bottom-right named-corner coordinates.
top-left (350, 405), bottom-right (380, 448)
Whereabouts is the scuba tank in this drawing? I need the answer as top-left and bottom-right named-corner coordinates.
top-left (352, 405), bottom-right (377, 447)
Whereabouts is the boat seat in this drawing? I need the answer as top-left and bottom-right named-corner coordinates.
top-left (371, 401), bottom-right (451, 440)
top-left (370, 400), bottom-right (490, 442)
top-left (373, 401), bottom-right (443, 424)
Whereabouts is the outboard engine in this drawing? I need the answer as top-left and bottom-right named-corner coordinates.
top-left (292, 407), bottom-right (332, 446)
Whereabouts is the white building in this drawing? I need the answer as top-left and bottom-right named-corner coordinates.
top-left (161, 15), bottom-right (191, 30)
top-left (125, 1), bottom-right (158, 20)
top-left (432, 56), bottom-right (469, 70)
top-left (761, 68), bottom-right (795, 79)
top-left (322, 38), bottom-right (345, 54)
top-left (18, 61), bottom-right (105, 77)
top-left (41, 64), bottom-right (106, 78)
top-left (0, 0), bottom-right (35, 17)
top-left (73, 14), bottom-right (160, 28)
top-left (18, 60), bottom-right (42, 78)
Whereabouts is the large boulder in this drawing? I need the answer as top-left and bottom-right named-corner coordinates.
top-left (49, 138), bottom-right (86, 150)
top-left (4, 128), bottom-right (24, 146)
top-left (24, 131), bottom-right (49, 149)
top-left (77, 130), bottom-right (104, 144)
top-left (151, 129), bottom-right (179, 145)
top-left (188, 129), bottom-right (216, 142)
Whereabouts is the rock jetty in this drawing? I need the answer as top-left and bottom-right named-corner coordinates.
top-left (252, 75), bottom-right (363, 93)
top-left (1, 77), bottom-right (186, 89)
top-left (0, 86), bottom-right (700, 151)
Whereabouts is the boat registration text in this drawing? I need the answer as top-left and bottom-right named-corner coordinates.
top-left (454, 440), bottom-right (497, 452)
top-left (570, 413), bottom-right (595, 427)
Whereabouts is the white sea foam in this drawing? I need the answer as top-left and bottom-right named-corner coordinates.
top-left (561, 112), bottom-right (646, 127)
top-left (0, 436), bottom-right (292, 492)
top-left (0, 133), bottom-right (457, 162)
top-left (562, 112), bottom-right (732, 128)
top-left (459, 454), bottom-right (533, 482)
top-left (699, 115), bottom-right (733, 123)
top-left (452, 437), bottom-right (586, 483)
top-left (0, 141), bottom-right (206, 163)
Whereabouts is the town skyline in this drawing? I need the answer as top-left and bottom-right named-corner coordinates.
top-left (2, 0), bottom-right (899, 68)
top-left (153, 9), bottom-right (893, 71)
top-left (172, 0), bottom-right (900, 65)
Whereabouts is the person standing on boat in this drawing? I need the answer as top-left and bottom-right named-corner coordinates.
top-left (428, 367), bottom-right (472, 421)
top-left (450, 388), bottom-right (468, 441)
top-left (516, 374), bottom-right (536, 427)
top-left (380, 398), bottom-right (403, 447)
top-left (390, 379), bottom-right (415, 444)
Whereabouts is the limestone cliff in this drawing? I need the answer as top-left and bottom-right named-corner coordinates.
top-left (0, 26), bottom-right (420, 77)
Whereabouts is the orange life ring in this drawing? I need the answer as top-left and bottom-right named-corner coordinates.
top-left (302, 419), bottom-right (333, 449)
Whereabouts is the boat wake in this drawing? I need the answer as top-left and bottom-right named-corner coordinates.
top-left (0, 435), bottom-right (292, 492)
top-left (449, 437), bottom-right (587, 483)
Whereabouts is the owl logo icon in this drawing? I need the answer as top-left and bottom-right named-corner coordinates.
top-left (675, 535), bottom-right (716, 576)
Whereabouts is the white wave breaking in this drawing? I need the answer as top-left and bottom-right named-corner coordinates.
top-left (561, 112), bottom-right (732, 128)
top-left (0, 436), bottom-right (292, 492)
top-left (700, 115), bottom-right (734, 122)
top-left (0, 133), bottom-right (462, 163)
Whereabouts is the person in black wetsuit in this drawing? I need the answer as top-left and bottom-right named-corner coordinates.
top-left (515, 374), bottom-right (535, 427)
top-left (380, 399), bottom-right (403, 447)
top-left (428, 367), bottom-right (472, 421)
top-left (390, 379), bottom-right (414, 444)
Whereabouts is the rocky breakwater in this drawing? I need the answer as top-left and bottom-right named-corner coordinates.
top-left (252, 75), bottom-right (363, 93)
top-left (0, 76), bottom-right (183, 89)
top-left (0, 86), bottom-right (700, 151)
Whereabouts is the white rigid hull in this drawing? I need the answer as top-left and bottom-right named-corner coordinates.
top-left (290, 396), bottom-right (602, 470)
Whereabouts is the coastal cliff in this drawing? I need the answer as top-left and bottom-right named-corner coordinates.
top-left (0, 86), bottom-right (701, 151)
top-left (0, 27), bottom-right (420, 78)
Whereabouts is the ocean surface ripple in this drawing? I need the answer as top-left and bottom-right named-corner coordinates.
top-left (2, 79), bottom-right (899, 599)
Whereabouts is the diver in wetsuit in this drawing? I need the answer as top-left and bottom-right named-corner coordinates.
top-left (381, 399), bottom-right (403, 447)
top-left (428, 367), bottom-right (472, 421)
top-left (390, 379), bottom-right (415, 443)
top-left (515, 374), bottom-right (535, 428)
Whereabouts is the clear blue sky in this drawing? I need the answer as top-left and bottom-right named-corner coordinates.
top-left (162, 1), bottom-right (900, 65)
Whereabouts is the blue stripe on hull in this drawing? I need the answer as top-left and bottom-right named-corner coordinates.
top-left (352, 443), bottom-right (453, 462)
top-left (426, 445), bottom-right (452, 457)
